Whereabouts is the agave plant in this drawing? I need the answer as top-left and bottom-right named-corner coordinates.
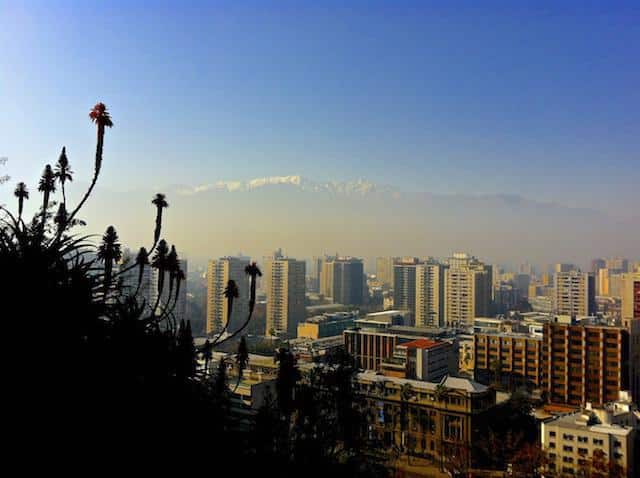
top-left (13, 182), bottom-right (29, 222)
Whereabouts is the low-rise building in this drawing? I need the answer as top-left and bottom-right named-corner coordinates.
top-left (541, 396), bottom-right (638, 477)
top-left (474, 330), bottom-right (543, 389)
top-left (380, 339), bottom-right (453, 382)
top-left (344, 325), bottom-right (460, 374)
top-left (356, 372), bottom-right (496, 470)
top-left (297, 311), bottom-right (358, 339)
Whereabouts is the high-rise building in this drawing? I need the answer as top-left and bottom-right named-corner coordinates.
top-left (544, 317), bottom-right (629, 407)
top-left (555, 263), bottom-right (577, 274)
top-left (206, 257), bottom-right (250, 335)
top-left (598, 268), bottom-right (610, 296)
top-left (591, 258), bottom-right (607, 274)
top-left (415, 261), bottom-right (445, 327)
top-left (319, 256), bottom-right (364, 305)
top-left (606, 257), bottom-right (629, 274)
top-left (264, 253), bottom-right (306, 338)
top-left (393, 257), bottom-right (421, 321)
top-left (444, 253), bottom-right (492, 328)
top-left (376, 257), bottom-right (399, 287)
top-left (315, 253), bottom-right (337, 295)
top-left (621, 272), bottom-right (640, 320)
top-left (554, 271), bottom-right (596, 317)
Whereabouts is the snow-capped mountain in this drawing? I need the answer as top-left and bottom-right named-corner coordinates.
top-left (177, 175), bottom-right (395, 196)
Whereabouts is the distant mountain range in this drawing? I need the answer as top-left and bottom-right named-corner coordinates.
top-left (176, 175), bottom-right (394, 196)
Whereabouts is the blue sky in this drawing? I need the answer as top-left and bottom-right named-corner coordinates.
top-left (1, 1), bottom-right (639, 218)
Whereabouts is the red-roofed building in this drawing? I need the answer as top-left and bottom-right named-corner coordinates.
top-left (380, 338), bottom-right (452, 382)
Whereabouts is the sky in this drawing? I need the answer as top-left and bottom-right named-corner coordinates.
top-left (1, 1), bottom-right (639, 267)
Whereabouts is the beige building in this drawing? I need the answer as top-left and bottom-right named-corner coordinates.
top-left (621, 272), bottom-right (640, 319)
top-left (264, 253), bottom-right (306, 338)
top-left (444, 253), bottom-right (492, 328)
top-left (542, 395), bottom-right (637, 477)
top-left (415, 261), bottom-right (445, 327)
top-left (554, 271), bottom-right (595, 317)
top-left (598, 268), bottom-right (610, 296)
top-left (376, 256), bottom-right (398, 287)
top-left (206, 256), bottom-right (250, 335)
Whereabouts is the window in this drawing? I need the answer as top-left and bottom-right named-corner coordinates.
top-left (563, 445), bottom-right (573, 452)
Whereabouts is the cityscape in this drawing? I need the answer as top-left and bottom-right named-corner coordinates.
top-left (1, 2), bottom-right (639, 477)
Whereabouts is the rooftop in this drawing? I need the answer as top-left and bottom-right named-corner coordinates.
top-left (547, 412), bottom-right (634, 437)
top-left (399, 338), bottom-right (443, 350)
top-left (357, 370), bottom-right (489, 394)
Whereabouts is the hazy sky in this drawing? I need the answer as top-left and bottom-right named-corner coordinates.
top-left (1, 1), bottom-right (639, 267)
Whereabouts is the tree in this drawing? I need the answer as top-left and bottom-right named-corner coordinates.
top-left (511, 442), bottom-right (547, 477)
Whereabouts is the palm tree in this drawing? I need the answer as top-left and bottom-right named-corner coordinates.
top-left (151, 193), bottom-right (169, 252)
top-left (37, 164), bottom-right (56, 229)
top-left (434, 382), bottom-right (449, 402)
top-left (68, 102), bottom-right (113, 225)
top-left (13, 182), bottom-right (29, 222)
top-left (399, 383), bottom-right (414, 451)
top-left (54, 146), bottom-right (73, 206)
top-left (97, 225), bottom-right (122, 299)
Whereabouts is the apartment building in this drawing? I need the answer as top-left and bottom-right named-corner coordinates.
top-left (474, 330), bottom-right (544, 389)
top-left (542, 398), bottom-right (637, 477)
top-left (544, 317), bottom-right (629, 407)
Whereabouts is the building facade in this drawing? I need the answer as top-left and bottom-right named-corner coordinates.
top-left (356, 372), bottom-right (496, 470)
top-left (474, 330), bottom-right (544, 389)
top-left (415, 261), bottom-right (445, 327)
top-left (543, 318), bottom-right (629, 407)
top-left (554, 271), bottom-right (596, 317)
top-left (444, 253), bottom-right (492, 328)
top-left (264, 254), bottom-right (306, 338)
top-left (541, 402), bottom-right (636, 477)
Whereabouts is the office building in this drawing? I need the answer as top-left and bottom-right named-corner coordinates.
top-left (319, 256), bottom-right (364, 305)
top-left (206, 257), bottom-right (249, 335)
top-left (297, 311), bottom-right (357, 339)
top-left (264, 252), bottom-right (306, 338)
